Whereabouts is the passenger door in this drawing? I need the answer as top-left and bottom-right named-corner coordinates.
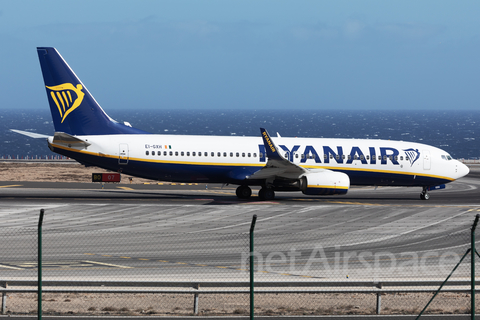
top-left (423, 150), bottom-right (431, 170)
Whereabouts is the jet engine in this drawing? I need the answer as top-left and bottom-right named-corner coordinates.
top-left (300, 170), bottom-right (350, 195)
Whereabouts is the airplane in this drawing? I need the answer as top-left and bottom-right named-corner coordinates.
top-left (12, 47), bottom-right (470, 200)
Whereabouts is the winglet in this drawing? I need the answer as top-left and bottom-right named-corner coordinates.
top-left (260, 128), bottom-right (283, 160)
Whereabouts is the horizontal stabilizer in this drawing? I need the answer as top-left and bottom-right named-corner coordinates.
top-left (53, 132), bottom-right (91, 147)
top-left (10, 129), bottom-right (49, 139)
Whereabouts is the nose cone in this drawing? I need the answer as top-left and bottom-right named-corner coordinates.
top-left (455, 161), bottom-right (470, 179)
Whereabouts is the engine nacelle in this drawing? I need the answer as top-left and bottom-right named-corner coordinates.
top-left (300, 170), bottom-right (350, 195)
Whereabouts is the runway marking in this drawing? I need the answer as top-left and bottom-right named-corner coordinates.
top-left (117, 186), bottom-right (134, 190)
top-left (0, 260), bottom-right (131, 270)
top-left (0, 185), bottom-right (22, 188)
top-left (0, 263), bottom-right (23, 270)
top-left (83, 260), bottom-right (133, 269)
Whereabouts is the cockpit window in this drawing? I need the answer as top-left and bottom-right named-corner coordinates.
top-left (442, 155), bottom-right (453, 161)
top-left (441, 155), bottom-right (447, 160)
top-left (446, 155), bottom-right (452, 160)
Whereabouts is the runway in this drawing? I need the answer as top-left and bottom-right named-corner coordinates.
top-left (0, 171), bottom-right (479, 282)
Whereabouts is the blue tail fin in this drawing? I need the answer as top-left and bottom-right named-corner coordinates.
top-left (37, 47), bottom-right (148, 135)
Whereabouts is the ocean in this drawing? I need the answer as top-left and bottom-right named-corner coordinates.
top-left (1, 109), bottom-right (478, 159)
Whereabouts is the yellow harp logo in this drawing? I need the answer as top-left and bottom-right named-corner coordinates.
top-left (46, 83), bottom-right (85, 123)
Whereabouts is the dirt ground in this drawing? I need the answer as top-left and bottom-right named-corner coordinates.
top-left (2, 291), bottom-right (474, 316)
top-left (0, 161), bottom-right (154, 184)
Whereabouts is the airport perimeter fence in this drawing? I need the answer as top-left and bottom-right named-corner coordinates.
top-left (0, 212), bottom-right (479, 317)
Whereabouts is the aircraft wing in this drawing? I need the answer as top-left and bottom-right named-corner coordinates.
top-left (10, 129), bottom-right (49, 139)
top-left (247, 128), bottom-right (307, 180)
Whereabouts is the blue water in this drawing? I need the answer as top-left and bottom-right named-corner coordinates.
top-left (1, 109), bottom-right (479, 159)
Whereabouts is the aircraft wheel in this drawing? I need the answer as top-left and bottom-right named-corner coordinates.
top-left (258, 188), bottom-right (265, 200)
top-left (236, 185), bottom-right (252, 199)
top-left (420, 191), bottom-right (430, 200)
top-left (259, 187), bottom-right (275, 201)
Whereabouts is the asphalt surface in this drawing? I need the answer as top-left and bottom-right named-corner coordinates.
top-left (0, 170), bottom-right (479, 319)
top-left (0, 172), bottom-right (479, 278)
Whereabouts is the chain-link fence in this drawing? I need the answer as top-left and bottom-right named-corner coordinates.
top-left (0, 212), bottom-right (478, 317)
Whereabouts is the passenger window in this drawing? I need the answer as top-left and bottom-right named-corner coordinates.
top-left (259, 153), bottom-right (263, 158)
top-left (211, 152), bottom-right (214, 157)
top-left (205, 152), bottom-right (208, 157)
top-left (181, 152), bottom-right (184, 156)
top-left (301, 154), bottom-right (305, 159)
top-left (230, 152), bottom-right (233, 157)
top-left (186, 152), bottom-right (190, 156)
top-left (400, 156), bottom-right (403, 161)
top-left (394, 156), bottom-right (398, 161)
top-left (348, 155), bottom-right (352, 160)
top-left (192, 152), bottom-right (196, 156)
top-left (406, 156), bottom-right (409, 161)
top-left (366, 155), bottom-right (370, 160)
top-left (222, 152), bottom-right (226, 157)
top-left (336, 155), bottom-right (340, 160)
top-left (169, 151), bottom-right (173, 156)
top-left (146, 151), bottom-right (149, 155)
top-left (253, 153), bottom-right (257, 157)
top-left (296, 154), bottom-right (299, 158)
top-left (175, 151), bottom-right (179, 156)
top-left (342, 155), bottom-right (345, 160)
top-left (383, 155), bottom-right (387, 160)
top-left (354, 155), bottom-right (358, 160)
top-left (217, 152), bottom-right (221, 157)
top-left (236, 152), bottom-right (239, 157)
top-left (248, 153), bottom-right (251, 157)
top-left (378, 156), bottom-right (382, 160)
top-left (242, 153), bottom-right (245, 157)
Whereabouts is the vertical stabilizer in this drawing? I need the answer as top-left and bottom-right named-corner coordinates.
top-left (37, 47), bottom-right (147, 135)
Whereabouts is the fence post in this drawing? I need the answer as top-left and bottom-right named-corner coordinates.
top-left (193, 283), bottom-right (199, 314)
top-left (38, 209), bottom-right (45, 320)
top-left (471, 214), bottom-right (479, 320)
top-left (375, 282), bottom-right (382, 314)
top-left (1, 281), bottom-right (6, 314)
top-left (250, 214), bottom-right (257, 320)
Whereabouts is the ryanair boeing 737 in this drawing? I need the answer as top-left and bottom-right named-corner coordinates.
top-left (12, 47), bottom-right (469, 200)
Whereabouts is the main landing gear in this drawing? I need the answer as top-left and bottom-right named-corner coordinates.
top-left (258, 187), bottom-right (275, 201)
top-left (235, 185), bottom-right (252, 199)
top-left (235, 186), bottom-right (275, 201)
top-left (420, 187), bottom-right (430, 200)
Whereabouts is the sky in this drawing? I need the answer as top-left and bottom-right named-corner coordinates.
top-left (1, 0), bottom-right (479, 111)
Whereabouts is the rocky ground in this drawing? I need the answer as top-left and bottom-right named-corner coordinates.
top-left (0, 161), bottom-right (153, 184)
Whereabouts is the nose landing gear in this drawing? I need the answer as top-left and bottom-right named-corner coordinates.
top-left (420, 187), bottom-right (430, 200)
